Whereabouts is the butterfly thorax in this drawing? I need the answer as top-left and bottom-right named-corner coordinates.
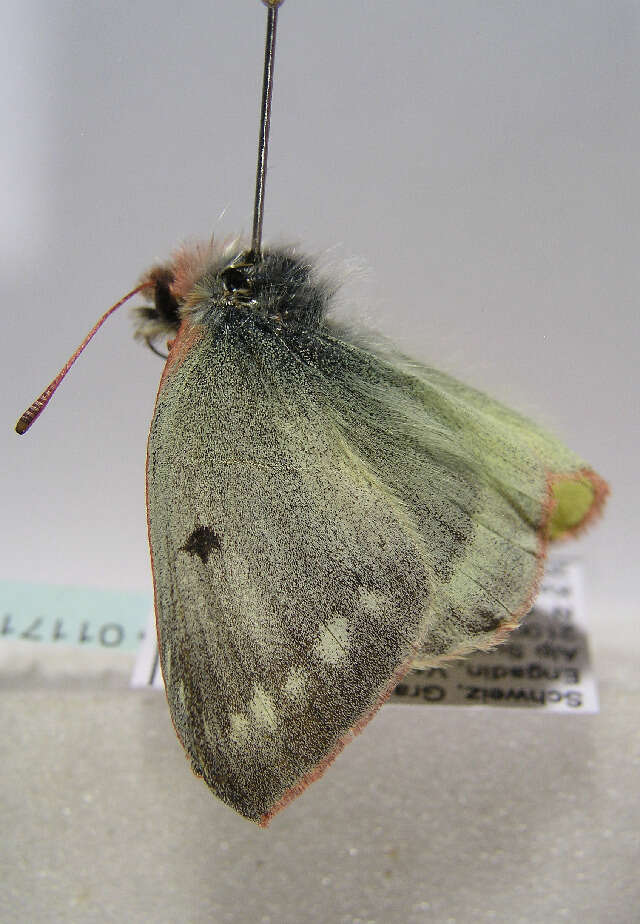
top-left (133, 241), bottom-right (335, 352)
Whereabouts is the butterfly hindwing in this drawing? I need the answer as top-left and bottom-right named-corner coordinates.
top-left (311, 332), bottom-right (607, 665)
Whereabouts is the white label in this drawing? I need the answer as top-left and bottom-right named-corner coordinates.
top-left (130, 610), bottom-right (164, 689)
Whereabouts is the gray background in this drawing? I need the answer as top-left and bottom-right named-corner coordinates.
top-left (2, 1), bottom-right (638, 922)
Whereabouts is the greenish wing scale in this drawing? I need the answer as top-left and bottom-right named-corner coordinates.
top-left (314, 332), bottom-right (607, 667)
top-left (147, 315), bottom-right (607, 824)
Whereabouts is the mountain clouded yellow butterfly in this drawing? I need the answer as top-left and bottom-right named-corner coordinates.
top-left (16, 0), bottom-right (608, 825)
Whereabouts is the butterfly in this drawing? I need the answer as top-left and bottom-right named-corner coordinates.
top-left (16, 0), bottom-right (608, 826)
top-left (123, 234), bottom-right (607, 825)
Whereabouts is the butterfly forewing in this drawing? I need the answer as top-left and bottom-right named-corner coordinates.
top-left (147, 315), bottom-right (433, 824)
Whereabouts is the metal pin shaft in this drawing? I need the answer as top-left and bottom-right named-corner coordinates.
top-left (250, 0), bottom-right (284, 258)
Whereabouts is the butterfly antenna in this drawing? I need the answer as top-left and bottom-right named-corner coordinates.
top-left (250, 0), bottom-right (285, 261)
top-left (15, 284), bottom-right (145, 434)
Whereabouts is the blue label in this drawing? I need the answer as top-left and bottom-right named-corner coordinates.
top-left (0, 581), bottom-right (152, 651)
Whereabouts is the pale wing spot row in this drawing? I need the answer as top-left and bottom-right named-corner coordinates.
top-left (249, 685), bottom-right (278, 730)
top-left (283, 666), bottom-right (308, 699)
top-left (358, 586), bottom-right (386, 612)
top-left (313, 616), bottom-right (350, 665)
top-left (229, 712), bottom-right (251, 745)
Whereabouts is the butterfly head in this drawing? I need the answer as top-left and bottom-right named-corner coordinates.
top-left (132, 239), bottom-right (335, 354)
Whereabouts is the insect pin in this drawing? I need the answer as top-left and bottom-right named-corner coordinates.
top-left (16, 0), bottom-right (609, 825)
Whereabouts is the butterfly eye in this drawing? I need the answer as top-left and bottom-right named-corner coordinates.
top-left (221, 266), bottom-right (251, 294)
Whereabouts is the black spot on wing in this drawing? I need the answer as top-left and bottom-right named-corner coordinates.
top-left (180, 524), bottom-right (222, 564)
